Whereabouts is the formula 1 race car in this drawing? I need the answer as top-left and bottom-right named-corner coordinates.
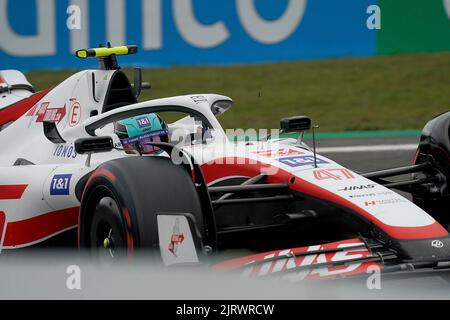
top-left (1, 45), bottom-right (450, 280)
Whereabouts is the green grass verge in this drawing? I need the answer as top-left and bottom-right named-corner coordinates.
top-left (229, 129), bottom-right (422, 141)
top-left (26, 52), bottom-right (450, 132)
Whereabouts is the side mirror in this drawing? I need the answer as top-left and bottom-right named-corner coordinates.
top-left (280, 116), bottom-right (311, 134)
top-left (131, 68), bottom-right (151, 98)
top-left (133, 67), bottom-right (142, 98)
top-left (74, 136), bottom-right (114, 154)
top-left (211, 100), bottom-right (233, 117)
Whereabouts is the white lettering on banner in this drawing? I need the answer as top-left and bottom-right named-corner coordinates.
top-left (0, 0), bottom-right (56, 56)
top-left (444, 0), bottom-right (450, 19)
top-left (1, 0), bottom-right (309, 57)
top-left (366, 5), bottom-right (381, 30)
top-left (68, 0), bottom-right (89, 52)
top-left (143, 0), bottom-right (162, 50)
top-left (66, 5), bottom-right (81, 30)
top-left (236, 0), bottom-right (307, 44)
top-left (106, 0), bottom-right (126, 46)
top-left (173, 0), bottom-right (230, 48)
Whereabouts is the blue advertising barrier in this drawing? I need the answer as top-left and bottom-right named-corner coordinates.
top-left (0, 0), bottom-right (376, 70)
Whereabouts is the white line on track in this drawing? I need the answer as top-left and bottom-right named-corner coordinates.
top-left (317, 144), bottom-right (417, 153)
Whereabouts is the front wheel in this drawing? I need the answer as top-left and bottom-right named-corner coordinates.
top-left (79, 156), bottom-right (212, 263)
top-left (90, 196), bottom-right (128, 263)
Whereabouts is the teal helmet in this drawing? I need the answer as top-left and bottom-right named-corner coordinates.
top-left (114, 113), bottom-right (169, 154)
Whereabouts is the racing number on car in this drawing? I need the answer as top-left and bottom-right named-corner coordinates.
top-left (50, 174), bottom-right (72, 195)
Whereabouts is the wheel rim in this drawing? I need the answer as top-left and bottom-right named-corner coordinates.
top-left (95, 221), bottom-right (119, 263)
top-left (90, 196), bottom-right (127, 263)
top-left (101, 227), bottom-right (115, 259)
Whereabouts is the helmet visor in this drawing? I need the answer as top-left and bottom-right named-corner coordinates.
top-left (120, 129), bottom-right (169, 154)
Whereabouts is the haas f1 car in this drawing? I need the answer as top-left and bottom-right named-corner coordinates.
top-left (1, 45), bottom-right (450, 280)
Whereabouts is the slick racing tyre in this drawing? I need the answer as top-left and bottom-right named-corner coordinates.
top-left (413, 111), bottom-right (450, 228)
top-left (79, 156), bottom-right (207, 262)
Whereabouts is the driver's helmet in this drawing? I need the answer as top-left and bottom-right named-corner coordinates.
top-left (113, 113), bottom-right (169, 154)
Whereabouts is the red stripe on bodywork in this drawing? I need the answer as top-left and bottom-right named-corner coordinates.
top-left (0, 88), bottom-right (51, 127)
top-left (0, 184), bottom-right (28, 199)
top-left (201, 158), bottom-right (448, 240)
top-left (289, 177), bottom-right (448, 239)
top-left (0, 212), bottom-right (5, 244)
top-left (3, 207), bottom-right (79, 247)
top-left (213, 238), bottom-right (380, 280)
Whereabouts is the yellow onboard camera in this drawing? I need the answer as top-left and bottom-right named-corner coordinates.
top-left (75, 44), bottom-right (138, 70)
top-left (76, 45), bottom-right (138, 59)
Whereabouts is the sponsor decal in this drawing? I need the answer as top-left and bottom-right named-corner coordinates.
top-left (214, 239), bottom-right (379, 280)
top-left (349, 193), bottom-right (377, 198)
top-left (364, 198), bottom-right (407, 206)
top-left (190, 95), bottom-right (207, 104)
top-left (338, 184), bottom-right (377, 192)
top-left (53, 145), bottom-right (77, 159)
top-left (379, 191), bottom-right (395, 195)
top-left (278, 155), bottom-right (328, 167)
top-left (157, 215), bottom-right (199, 266)
top-left (350, 191), bottom-right (395, 198)
top-left (50, 174), bottom-right (72, 195)
top-left (168, 218), bottom-right (185, 257)
top-left (120, 129), bottom-right (169, 145)
top-left (431, 240), bottom-right (444, 248)
top-left (253, 148), bottom-right (303, 158)
top-left (30, 102), bottom-right (66, 123)
top-left (136, 115), bottom-right (151, 129)
top-left (313, 168), bottom-right (355, 180)
top-left (68, 102), bottom-right (81, 127)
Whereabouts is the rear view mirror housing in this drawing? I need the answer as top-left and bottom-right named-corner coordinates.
top-left (280, 116), bottom-right (312, 134)
top-left (75, 136), bottom-right (114, 154)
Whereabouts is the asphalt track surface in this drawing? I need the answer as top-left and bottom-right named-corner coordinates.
top-left (306, 135), bottom-right (420, 173)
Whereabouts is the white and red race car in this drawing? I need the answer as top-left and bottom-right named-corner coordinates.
top-left (1, 45), bottom-right (450, 280)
